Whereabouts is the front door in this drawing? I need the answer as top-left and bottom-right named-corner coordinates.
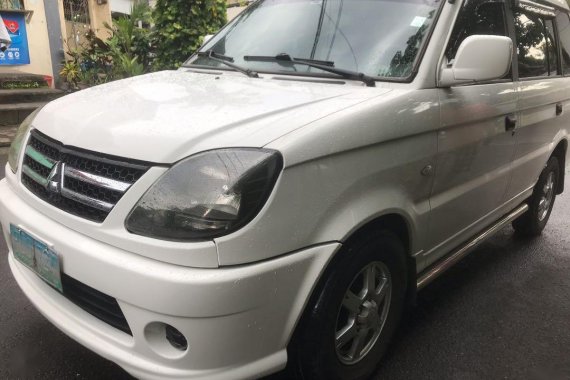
top-left (426, 0), bottom-right (518, 266)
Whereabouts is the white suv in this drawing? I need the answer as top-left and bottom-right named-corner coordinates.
top-left (1, 0), bottom-right (569, 379)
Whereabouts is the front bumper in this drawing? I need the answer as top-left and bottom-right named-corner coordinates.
top-left (0, 177), bottom-right (338, 380)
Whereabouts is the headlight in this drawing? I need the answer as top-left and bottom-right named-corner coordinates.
top-left (8, 108), bottom-right (41, 173)
top-left (126, 149), bottom-right (283, 241)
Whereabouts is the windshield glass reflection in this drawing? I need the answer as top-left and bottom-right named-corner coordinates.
top-left (186, 0), bottom-right (442, 80)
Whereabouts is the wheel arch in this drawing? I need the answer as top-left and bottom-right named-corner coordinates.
top-left (298, 212), bottom-right (417, 329)
top-left (552, 139), bottom-right (567, 194)
top-left (340, 213), bottom-right (417, 306)
top-left (286, 212), bottom-right (417, 371)
top-left (342, 213), bottom-right (411, 257)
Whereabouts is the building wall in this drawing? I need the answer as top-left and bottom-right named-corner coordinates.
top-left (64, 20), bottom-right (90, 51)
top-left (0, 0), bottom-right (242, 85)
top-left (111, 0), bottom-right (133, 15)
top-left (87, 0), bottom-right (112, 40)
top-left (0, 0), bottom-right (111, 85)
top-left (0, 0), bottom-right (54, 80)
top-left (60, 0), bottom-right (112, 58)
top-left (227, 6), bottom-right (245, 21)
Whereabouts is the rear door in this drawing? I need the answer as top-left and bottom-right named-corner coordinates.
top-left (426, 0), bottom-right (518, 266)
top-left (505, 3), bottom-right (570, 199)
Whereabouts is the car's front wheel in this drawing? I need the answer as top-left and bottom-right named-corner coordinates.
top-left (288, 231), bottom-right (407, 380)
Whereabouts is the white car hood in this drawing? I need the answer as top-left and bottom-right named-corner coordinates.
top-left (34, 70), bottom-right (390, 164)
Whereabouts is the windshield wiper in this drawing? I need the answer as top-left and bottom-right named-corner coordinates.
top-left (195, 51), bottom-right (260, 79)
top-left (244, 53), bottom-right (375, 87)
top-left (244, 55), bottom-right (335, 67)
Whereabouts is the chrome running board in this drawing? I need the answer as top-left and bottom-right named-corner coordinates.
top-left (417, 204), bottom-right (529, 290)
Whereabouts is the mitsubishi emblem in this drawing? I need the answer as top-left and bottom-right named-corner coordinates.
top-left (46, 162), bottom-right (65, 194)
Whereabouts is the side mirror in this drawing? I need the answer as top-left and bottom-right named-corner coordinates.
top-left (202, 34), bottom-right (214, 45)
top-left (439, 35), bottom-right (513, 87)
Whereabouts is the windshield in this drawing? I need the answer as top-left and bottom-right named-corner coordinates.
top-left (185, 0), bottom-right (442, 80)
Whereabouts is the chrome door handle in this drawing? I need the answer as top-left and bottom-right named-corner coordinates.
top-left (556, 103), bottom-right (563, 116)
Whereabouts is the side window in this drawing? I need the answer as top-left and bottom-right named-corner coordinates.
top-left (515, 11), bottom-right (558, 78)
top-left (446, 0), bottom-right (508, 62)
top-left (555, 11), bottom-right (570, 74)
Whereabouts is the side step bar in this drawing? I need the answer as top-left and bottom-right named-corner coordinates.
top-left (416, 203), bottom-right (529, 290)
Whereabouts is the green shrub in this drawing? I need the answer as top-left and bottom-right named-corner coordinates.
top-left (63, 0), bottom-right (153, 88)
top-left (62, 0), bottom-right (228, 87)
top-left (153, 0), bottom-right (227, 69)
top-left (60, 60), bottom-right (81, 88)
top-left (0, 81), bottom-right (46, 90)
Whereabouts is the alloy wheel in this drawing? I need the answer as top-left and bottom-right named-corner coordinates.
top-left (335, 261), bottom-right (392, 365)
top-left (538, 171), bottom-right (556, 222)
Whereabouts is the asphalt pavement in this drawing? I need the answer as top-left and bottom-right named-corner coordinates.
top-left (1, 152), bottom-right (569, 380)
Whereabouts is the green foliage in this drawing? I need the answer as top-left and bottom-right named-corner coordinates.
top-left (0, 81), bottom-right (45, 90)
top-left (64, 0), bottom-right (153, 88)
top-left (153, 0), bottom-right (227, 69)
top-left (60, 61), bottom-right (81, 87)
top-left (62, 0), bottom-right (227, 87)
top-left (109, 0), bottom-right (154, 70)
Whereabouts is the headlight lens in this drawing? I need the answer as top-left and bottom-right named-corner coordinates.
top-left (8, 108), bottom-right (41, 173)
top-left (126, 148), bottom-right (283, 241)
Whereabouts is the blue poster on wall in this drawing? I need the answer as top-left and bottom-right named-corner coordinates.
top-left (0, 12), bottom-right (30, 65)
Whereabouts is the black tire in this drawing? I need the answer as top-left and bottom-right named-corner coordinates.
top-left (288, 231), bottom-right (407, 380)
top-left (513, 156), bottom-right (560, 236)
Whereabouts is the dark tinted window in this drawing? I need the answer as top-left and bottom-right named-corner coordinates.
top-left (515, 11), bottom-right (558, 78)
top-left (446, 0), bottom-right (507, 61)
top-left (555, 11), bottom-right (570, 74)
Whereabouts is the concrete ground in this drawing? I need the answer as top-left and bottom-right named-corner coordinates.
top-left (0, 152), bottom-right (569, 380)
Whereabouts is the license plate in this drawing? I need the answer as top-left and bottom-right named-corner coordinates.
top-left (10, 224), bottom-right (63, 292)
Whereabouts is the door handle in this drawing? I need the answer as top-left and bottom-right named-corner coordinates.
top-left (505, 114), bottom-right (517, 132)
top-left (556, 103), bottom-right (563, 116)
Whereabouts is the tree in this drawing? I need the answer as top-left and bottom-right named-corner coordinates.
top-left (153, 0), bottom-right (227, 69)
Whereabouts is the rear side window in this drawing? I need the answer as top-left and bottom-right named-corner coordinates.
top-left (446, 0), bottom-right (508, 62)
top-left (555, 11), bottom-right (570, 74)
top-left (515, 10), bottom-right (559, 78)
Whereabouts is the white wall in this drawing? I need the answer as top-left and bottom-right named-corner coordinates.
top-left (110, 0), bottom-right (133, 15)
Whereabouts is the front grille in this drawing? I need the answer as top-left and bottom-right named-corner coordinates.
top-left (21, 130), bottom-right (150, 223)
top-left (61, 274), bottom-right (132, 335)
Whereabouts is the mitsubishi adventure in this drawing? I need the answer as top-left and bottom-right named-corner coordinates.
top-left (1, 0), bottom-right (569, 379)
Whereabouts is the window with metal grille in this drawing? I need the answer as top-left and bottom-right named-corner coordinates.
top-left (63, 0), bottom-right (91, 24)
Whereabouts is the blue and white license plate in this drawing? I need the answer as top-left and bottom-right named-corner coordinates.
top-left (10, 224), bottom-right (63, 292)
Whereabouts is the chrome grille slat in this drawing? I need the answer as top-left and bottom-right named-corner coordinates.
top-left (60, 187), bottom-right (115, 212)
top-left (22, 164), bottom-right (49, 187)
top-left (21, 130), bottom-right (150, 223)
top-left (64, 165), bottom-right (131, 192)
